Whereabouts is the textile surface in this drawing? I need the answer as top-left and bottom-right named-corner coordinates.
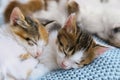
top-left (39, 41), bottom-right (120, 80)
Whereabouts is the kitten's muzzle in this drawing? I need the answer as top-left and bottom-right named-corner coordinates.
top-left (34, 52), bottom-right (41, 58)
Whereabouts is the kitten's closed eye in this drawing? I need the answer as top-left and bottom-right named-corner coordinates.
top-left (25, 37), bottom-right (37, 46)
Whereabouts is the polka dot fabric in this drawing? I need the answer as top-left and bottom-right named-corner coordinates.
top-left (38, 48), bottom-right (120, 80)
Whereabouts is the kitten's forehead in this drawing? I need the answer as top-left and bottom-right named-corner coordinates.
top-left (57, 26), bottom-right (95, 56)
top-left (25, 16), bottom-right (38, 28)
top-left (58, 29), bottom-right (76, 44)
top-left (24, 16), bottom-right (40, 38)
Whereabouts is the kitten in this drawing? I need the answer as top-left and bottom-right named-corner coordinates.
top-left (56, 13), bottom-right (109, 69)
top-left (29, 13), bottom-right (108, 79)
top-left (9, 7), bottom-right (49, 57)
top-left (0, 7), bottom-right (48, 79)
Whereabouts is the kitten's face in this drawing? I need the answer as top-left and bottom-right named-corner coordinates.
top-left (10, 7), bottom-right (48, 58)
top-left (56, 14), bottom-right (108, 69)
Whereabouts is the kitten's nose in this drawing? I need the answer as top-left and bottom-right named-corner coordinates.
top-left (35, 52), bottom-right (41, 58)
top-left (61, 61), bottom-right (67, 69)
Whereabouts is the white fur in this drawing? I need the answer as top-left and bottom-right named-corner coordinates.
top-left (29, 31), bottom-right (59, 79)
top-left (33, 0), bottom-right (68, 26)
top-left (0, 24), bottom-right (38, 79)
top-left (56, 48), bottom-right (85, 69)
top-left (75, 0), bottom-right (120, 32)
top-left (33, 0), bottom-right (120, 46)
top-left (74, 0), bottom-right (120, 44)
top-left (0, 23), bottom-right (59, 80)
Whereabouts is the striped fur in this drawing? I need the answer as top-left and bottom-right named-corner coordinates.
top-left (10, 7), bottom-right (48, 58)
top-left (56, 14), bottom-right (108, 69)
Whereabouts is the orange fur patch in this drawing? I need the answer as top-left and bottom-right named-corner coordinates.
top-left (4, 0), bottom-right (43, 22)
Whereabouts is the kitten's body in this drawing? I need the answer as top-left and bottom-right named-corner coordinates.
top-left (0, 24), bottom-right (38, 80)
top-left (75, 0), bottom-right (120, 47)
top-left (0, 7), bottom-right (49, 80)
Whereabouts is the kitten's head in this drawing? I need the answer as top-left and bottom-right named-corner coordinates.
top-left (9, 7), bottom-right (48, 58)
top-left (56, 13), bottom-right (108, 69)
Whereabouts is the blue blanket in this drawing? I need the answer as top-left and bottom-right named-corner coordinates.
top-left (39, 48), bottom-right (120, 80)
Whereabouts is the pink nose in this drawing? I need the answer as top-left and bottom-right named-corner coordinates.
top-left (35, 52), bottom-right (41, 58)
top-left (61, 61), bottom-right (67, 69)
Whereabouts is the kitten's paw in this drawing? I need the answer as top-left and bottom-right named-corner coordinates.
top-left (28, 69), bottom-right (41, 80)
top-left (28, 64), bottom-right (49, 80)
top-left (19, 53), bottom-right (31, 61)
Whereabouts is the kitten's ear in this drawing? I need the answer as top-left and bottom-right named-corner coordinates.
top-left (10, 7), bottom-right (24, 25)
top-left (64, 13), bottom-right (77, 33)
top-left (93, 44), bottom-right (109, 58)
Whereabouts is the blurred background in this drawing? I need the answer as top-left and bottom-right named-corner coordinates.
top-left (0, 0), bottom-right (10, 25)
top-left (0, 0), bottom-right (28, 25)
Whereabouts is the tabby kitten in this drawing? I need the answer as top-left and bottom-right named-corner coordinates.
top-left (56, 13), bottom-right (108, 69)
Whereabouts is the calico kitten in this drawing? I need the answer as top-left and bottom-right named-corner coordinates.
top-left (9, 7), bottom-right (48, 58)
top-left (56, 13), bottom-right (108, 69)
top-left (0, 7), bottom-right (49, 79)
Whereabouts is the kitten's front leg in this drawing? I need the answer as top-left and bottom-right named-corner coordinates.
top-left (19, 53), bottom-right (31, 61)
top-left (29, 63), bottom-right (50, 80)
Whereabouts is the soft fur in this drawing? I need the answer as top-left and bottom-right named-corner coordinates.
top-left (0, 7), bottom-right (108, 79)
top-left (29, 13), bottom-right (108, 79)
top-left (0, 7), bottom-right (49, 79)
top-left (74, 0), bottom-right (120, 47)
top-left (55, 13), bottom-right (108, 69)
top-left (26, 0), bottom-right (120, 47)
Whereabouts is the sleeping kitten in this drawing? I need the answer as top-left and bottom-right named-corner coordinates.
top-left (29, 13), bottom-right (108, 79)
top-left (9, 7), bottom-right (49, 57)
top-left (0, 7), bottom-right (48, 79)
top-left (55, 13), bottom-right (109, 69)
